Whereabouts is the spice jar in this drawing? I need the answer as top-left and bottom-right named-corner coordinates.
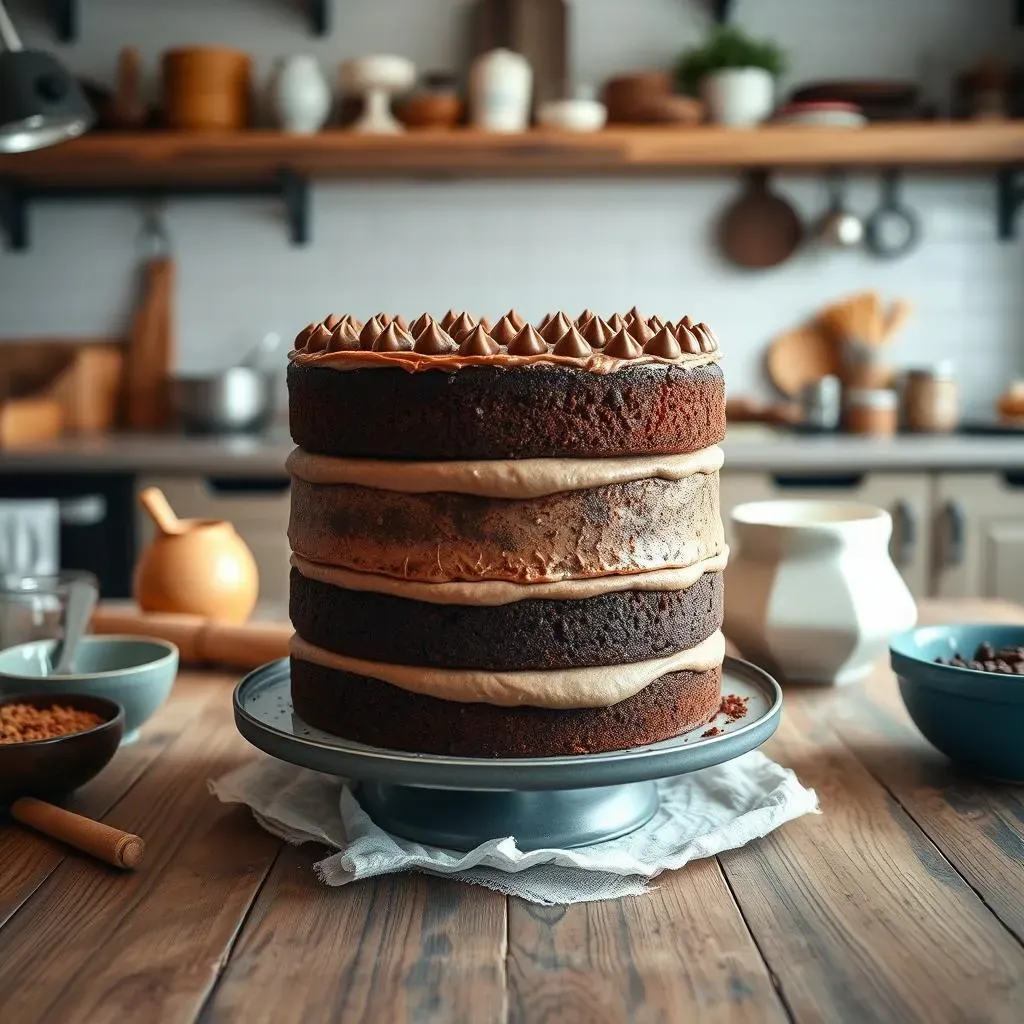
top-left (903, 363), bottom-right (959, 433)
top-left (845, 388), bottom-right (898, 437)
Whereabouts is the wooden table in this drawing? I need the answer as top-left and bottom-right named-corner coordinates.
top-left (2, 600), bottom-right (1023, 1023)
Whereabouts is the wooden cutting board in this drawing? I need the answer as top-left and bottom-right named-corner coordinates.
top-left (124, 254), bottom-right (174, 431)
top-left (472, 0), bottom-right (569, 110)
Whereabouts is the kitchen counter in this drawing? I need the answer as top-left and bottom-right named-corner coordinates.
top-left (2, 426), bottom-right (1024, 476)
top-left (1, 599), bottom-right (1022, 1023)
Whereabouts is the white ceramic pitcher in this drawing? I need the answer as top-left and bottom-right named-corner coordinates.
top-left (724, 500), bottom-right (917, 684)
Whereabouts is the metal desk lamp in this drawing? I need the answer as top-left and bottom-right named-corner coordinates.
top-left (0, 0), bottom-right (93, 152)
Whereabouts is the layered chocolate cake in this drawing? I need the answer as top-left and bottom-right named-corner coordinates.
top-left (287, 309), bottom-right (727, 757)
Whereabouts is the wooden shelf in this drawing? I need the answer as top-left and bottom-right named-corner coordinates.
top-left (3, 123), bottom-right (1024, 186)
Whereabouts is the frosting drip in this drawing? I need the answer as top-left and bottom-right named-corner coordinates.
top-left (287, 444), bottom-right (724, 498)
top-left (290, 630), bottom-right (726, 708)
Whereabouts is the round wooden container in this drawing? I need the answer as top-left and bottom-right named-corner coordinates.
top-left (161, 47), bottom-right (253, 131)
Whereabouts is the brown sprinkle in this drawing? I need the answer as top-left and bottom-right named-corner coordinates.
top-left (1, 703), bottom-right (104, 744)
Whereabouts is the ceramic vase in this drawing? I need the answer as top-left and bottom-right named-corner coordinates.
top-left (701, 67), bottom-right (775, 126)
top-left (269, 55), bottom-right (331, 134)
top-left (724, 500), bottom-right (917, 684)
top-left (469, 48), bottom-right (532, 132)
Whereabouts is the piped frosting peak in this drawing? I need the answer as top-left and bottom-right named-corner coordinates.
top-left (552, 326), bottom-right (592, 358)
top-left (508, 324), bottom-right (548, 356)
top-left (459, 324), bottom-right (500, 355)
top-left (604, 328), bottom-right (643, 360)
top-left (540, 311), bottom-right (573, 343)
top-left (491, 315), bottom-right (519, 345)
top-left (358, 315), bottom-right (386, 350)
top-left (645, 324), bottom-right (682, 359)
top-left (413, 321), bottom-right (457, 354)
top-left (372, 321), bottom-right (413, 352)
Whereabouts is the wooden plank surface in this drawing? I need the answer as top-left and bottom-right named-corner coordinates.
top-left (203, 850), bottom-right (508, 1024)
top-left (0, 601), bottom-right (1022, 1024)
top-left (2, 124), bottom-right (1023, 187)
top-left (0, 676), bottom-right (273, 1023)
top-left (508, 857), bottom-right (789, 1024)
top-left (722, 695), bottom-right (1024, 1023)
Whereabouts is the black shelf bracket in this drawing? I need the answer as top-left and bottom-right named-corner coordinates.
top-left (711, 0), bottom-right (733, 24)
top-left (997, 166), bottom-right (1024, 240)
top-left (47, 0), bottom-right (77, 42)
top-left (278, 168), bottom-right (311, 244)
top-left (310, 0), bottom-right (330, 36)
top-left (0, 173), bottom-right (313, 251)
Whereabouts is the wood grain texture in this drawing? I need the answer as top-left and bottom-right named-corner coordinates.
top-left (810, 599), bottom-right (1024, 944)
top-left (2, 124), bottom-right (1023, 187)
top-left (203, 851), bottom-right (507, 1024)
top-left (723, 697), bottom-right (1024, 1023)
top-left (0, 678), bottom-right (261, 1022)
top-left (508, 857), bottom-right (789, 1024)
top-left (0, 679), bottom-right (215, 928)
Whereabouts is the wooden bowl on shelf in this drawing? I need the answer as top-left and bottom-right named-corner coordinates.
top-left (161, 47), bottom-right (252, 131)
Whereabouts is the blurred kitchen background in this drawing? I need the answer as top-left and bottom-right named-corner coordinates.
top-left (2, 0), bottom-right (1024, 613)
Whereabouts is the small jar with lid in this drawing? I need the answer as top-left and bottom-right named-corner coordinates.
top-left (845, 388), bottom-right (898, 437)
top-left (903, 362), bottom-right (959, 433)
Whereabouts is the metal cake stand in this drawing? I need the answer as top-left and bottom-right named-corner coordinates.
top-left (233, 656), bottom-right (782, 851)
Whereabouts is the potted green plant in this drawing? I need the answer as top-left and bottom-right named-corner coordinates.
top-left (676, 25), bottom-right (786, 126)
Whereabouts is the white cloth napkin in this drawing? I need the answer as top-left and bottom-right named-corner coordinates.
top-left (210, 751), bottom-right (817, 904)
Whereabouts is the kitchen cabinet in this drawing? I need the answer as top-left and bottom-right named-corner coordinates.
top-left (932, 472), bottom-right (1024, 603)
top-left (136, 476), bottom-right (291, 612)
top-left (720, 471), bottom-right (933, 598)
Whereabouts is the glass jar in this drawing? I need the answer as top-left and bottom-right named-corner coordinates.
top-left (903, 363), bottom-right (959, 433)
top-left (845, 388), bottom-right (898, 437)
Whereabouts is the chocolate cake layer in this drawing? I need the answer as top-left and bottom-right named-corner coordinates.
top-left (290, 567), bottom-right (724, 670)
top-left (290, 658), bottom-right (723, 757)
top-left (288, 361), bottom-right (725, 460)
top-left (289, 472), bottom-right (723, 583)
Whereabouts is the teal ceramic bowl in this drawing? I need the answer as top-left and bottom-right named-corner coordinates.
top-left (890, 624), bottom-right (1024, 782)
top-left (0, 636), bottom-right (178, 744)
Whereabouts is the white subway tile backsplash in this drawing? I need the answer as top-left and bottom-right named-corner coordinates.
top-left (1, 0), bottom-right (1023, 415)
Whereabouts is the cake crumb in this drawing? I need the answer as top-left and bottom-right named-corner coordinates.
top-left (719, 694), bottom-right (749, 721)
top-left (701, 726), bottom-right (722, 737)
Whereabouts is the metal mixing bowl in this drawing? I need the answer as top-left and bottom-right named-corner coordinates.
top-left (171, 368), bottom-right (275, 435)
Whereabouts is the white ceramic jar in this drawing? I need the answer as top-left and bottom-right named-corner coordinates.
top-left (469, 48), bottom-right (532, 132)
top-left (724, 500), bottom-right (917, 684)
top-left (701, 67), bottom-right (775, 126)
top-left (269, 55), bottom-right (331, 134)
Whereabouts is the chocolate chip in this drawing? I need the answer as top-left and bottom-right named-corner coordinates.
top-left (976, 642), bottom-right (995, 661)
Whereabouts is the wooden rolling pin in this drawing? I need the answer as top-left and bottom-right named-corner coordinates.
top-left (11, 798), bottom-right (145, 870)
top-left (91, 605), bottom-right (291, 669)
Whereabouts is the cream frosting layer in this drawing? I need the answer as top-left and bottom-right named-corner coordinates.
top-left (287, 445), bottom-right (724, 499)
top-left (290, 630), bottom-right (726, 709)
top-left (289, 347), bottom-right (719, 376)
top-left (291, 549), bottom-right (729, 606)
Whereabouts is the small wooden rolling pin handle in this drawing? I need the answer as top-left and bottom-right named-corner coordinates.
top-left (11, 798), bottom-right (145, 870)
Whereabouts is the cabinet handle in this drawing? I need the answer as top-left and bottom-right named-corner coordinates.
top-left (204, 477), bottom-right (290, 496)
top-left (891, 500), bottom-right (916, 567)
top-left (770, 473), bottom-right (864, 489)
top-left (942, 499), bottom-right (965, 568)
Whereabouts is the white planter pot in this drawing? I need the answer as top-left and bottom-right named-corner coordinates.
top-left (724, 500), bottom-right (917, 684)
top-left (269, 55), bottom-right (331, 134)
top-left (701, 67), bottom-right (775, 126)
top-left (469, 48), bottom-right (533, 132)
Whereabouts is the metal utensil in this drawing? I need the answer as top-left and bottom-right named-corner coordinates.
top-left (865, 171), bottom-right (920, 259)
top-left (238, 332), bottom-right (282, 370)
top-left (798, 375), bottom-right (842, 432)
top-left (49, 576), bottom-right (98, 675)
top-left (816, 171), bottom-right (864, 249)
top-left (171, 368), bottom-right (274, 435)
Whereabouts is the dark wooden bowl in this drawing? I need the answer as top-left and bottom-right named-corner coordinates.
top-left (0, 693), bottom-right (124, 804)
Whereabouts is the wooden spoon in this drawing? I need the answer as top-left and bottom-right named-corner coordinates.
top-left (139, 486), bottom-right (183, 536)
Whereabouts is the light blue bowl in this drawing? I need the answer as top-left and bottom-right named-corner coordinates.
top-left (0, 635), bottom-right (179, 744)
top-left (890, 623), bottom-right (1024, 782)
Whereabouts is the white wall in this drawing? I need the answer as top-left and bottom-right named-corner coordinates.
top-left (2, 0), bottom-right (1023, 414)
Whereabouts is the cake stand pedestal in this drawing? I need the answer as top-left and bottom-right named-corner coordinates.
top-left (233, 657), bottom-right (782, 851)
